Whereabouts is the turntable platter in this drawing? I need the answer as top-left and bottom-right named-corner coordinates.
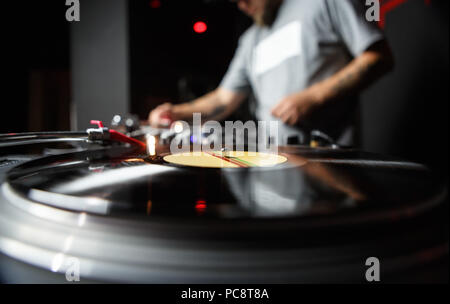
top-left (2, 146), bottom-right (444, 222)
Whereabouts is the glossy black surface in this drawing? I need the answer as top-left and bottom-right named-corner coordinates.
top-left (5, 146), bottom-right (443, 220)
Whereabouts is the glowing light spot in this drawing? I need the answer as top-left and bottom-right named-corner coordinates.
top-left (147, 200), bottom-right (153, 215)
top-left (63, 236), bottom-right (74, 252)
top-left (113, 115), bottom-right (121, 123)
top-left (149, 0), bottom-right (161, 9)
top-left (77, 212), bottom-right (87, 227)
top-left (195, 200), bottom-right (207, 215)
top-left (146, 135), bottom-right (156, 156)
top-left (193, 21), bottom-right (207, 34)
top-left (51, 253), bottom-right (64, 272)
top-left (173, 121), bottom-right (184, 133)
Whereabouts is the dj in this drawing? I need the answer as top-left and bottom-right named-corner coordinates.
top-left (148, 0), bottom-right (394, 145)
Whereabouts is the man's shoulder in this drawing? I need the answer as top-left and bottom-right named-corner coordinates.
top-left (284, 0), bottom-right (329, 12)
top-left (238, 25), bottom-right (258, 45)
top-left (236, 0), bottom-right (332, 45)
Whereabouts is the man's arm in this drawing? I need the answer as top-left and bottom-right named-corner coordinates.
top-left (271, 40), bottom-right (394, 125)
top-left (148, 88), bottom-right (247, 127)
top-left (317, 40), bottom-right (394, 104)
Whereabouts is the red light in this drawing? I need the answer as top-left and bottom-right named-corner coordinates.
top-left (195, 200), bottom-right (207, 214)
top-left (196, 200), bottom-right (207, 207)
top-left (193, 21), bottom-right (207, 34)
top-left (149, 0), bottom-right (161, 9)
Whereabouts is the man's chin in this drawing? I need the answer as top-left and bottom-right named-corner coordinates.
top-left (254, 0), bottom-right (282, 27)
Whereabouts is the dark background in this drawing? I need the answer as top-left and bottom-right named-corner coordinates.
top-left (1, 0), bottom-right (448, 177)
top-left (128, 0), bottom-right (252, 119)
top-left (361, 0), bottom-right (449, 178)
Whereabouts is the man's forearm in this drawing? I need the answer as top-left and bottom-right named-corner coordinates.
top-left (312, 41), bottom-right (394, 105)
top-left (172, 88), bottom-right (246, 122)
top-left (172, 91), bottom-right (217, 120)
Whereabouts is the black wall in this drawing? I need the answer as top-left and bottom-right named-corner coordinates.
top-left (71, 0), bottom-right (130, 130)
top-left (2, 1), bottom-right (70, 133)
top-left (361, 0), bottom-right (449, 177)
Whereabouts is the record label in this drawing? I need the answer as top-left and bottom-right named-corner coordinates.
top-left (163, 151), bottom-right (288, 168)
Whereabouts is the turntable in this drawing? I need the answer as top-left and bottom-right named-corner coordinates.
top-left (0, 120), bottom-right (448, 283)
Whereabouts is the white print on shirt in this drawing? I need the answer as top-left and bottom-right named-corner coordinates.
top-left (253, 21), bottom-right (302, 76)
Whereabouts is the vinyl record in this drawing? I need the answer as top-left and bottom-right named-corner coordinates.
top-left (3, 146), bottom-right (444, 222)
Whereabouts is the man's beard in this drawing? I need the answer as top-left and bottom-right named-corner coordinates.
top-left (255, 0), bottom-right (283, 26)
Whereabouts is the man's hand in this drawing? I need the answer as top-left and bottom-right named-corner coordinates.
top-left (148, 102), bottom-right (175, 127)
top-left (148, 88), bottom-right (247, 127)
top-left (271, 41), bottom-right (394, 127)
top-left (271, 88), bottom-right (322, 126)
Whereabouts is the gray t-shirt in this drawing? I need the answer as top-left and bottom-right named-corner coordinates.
top-left (220, 0), bottom-right (384, 145)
